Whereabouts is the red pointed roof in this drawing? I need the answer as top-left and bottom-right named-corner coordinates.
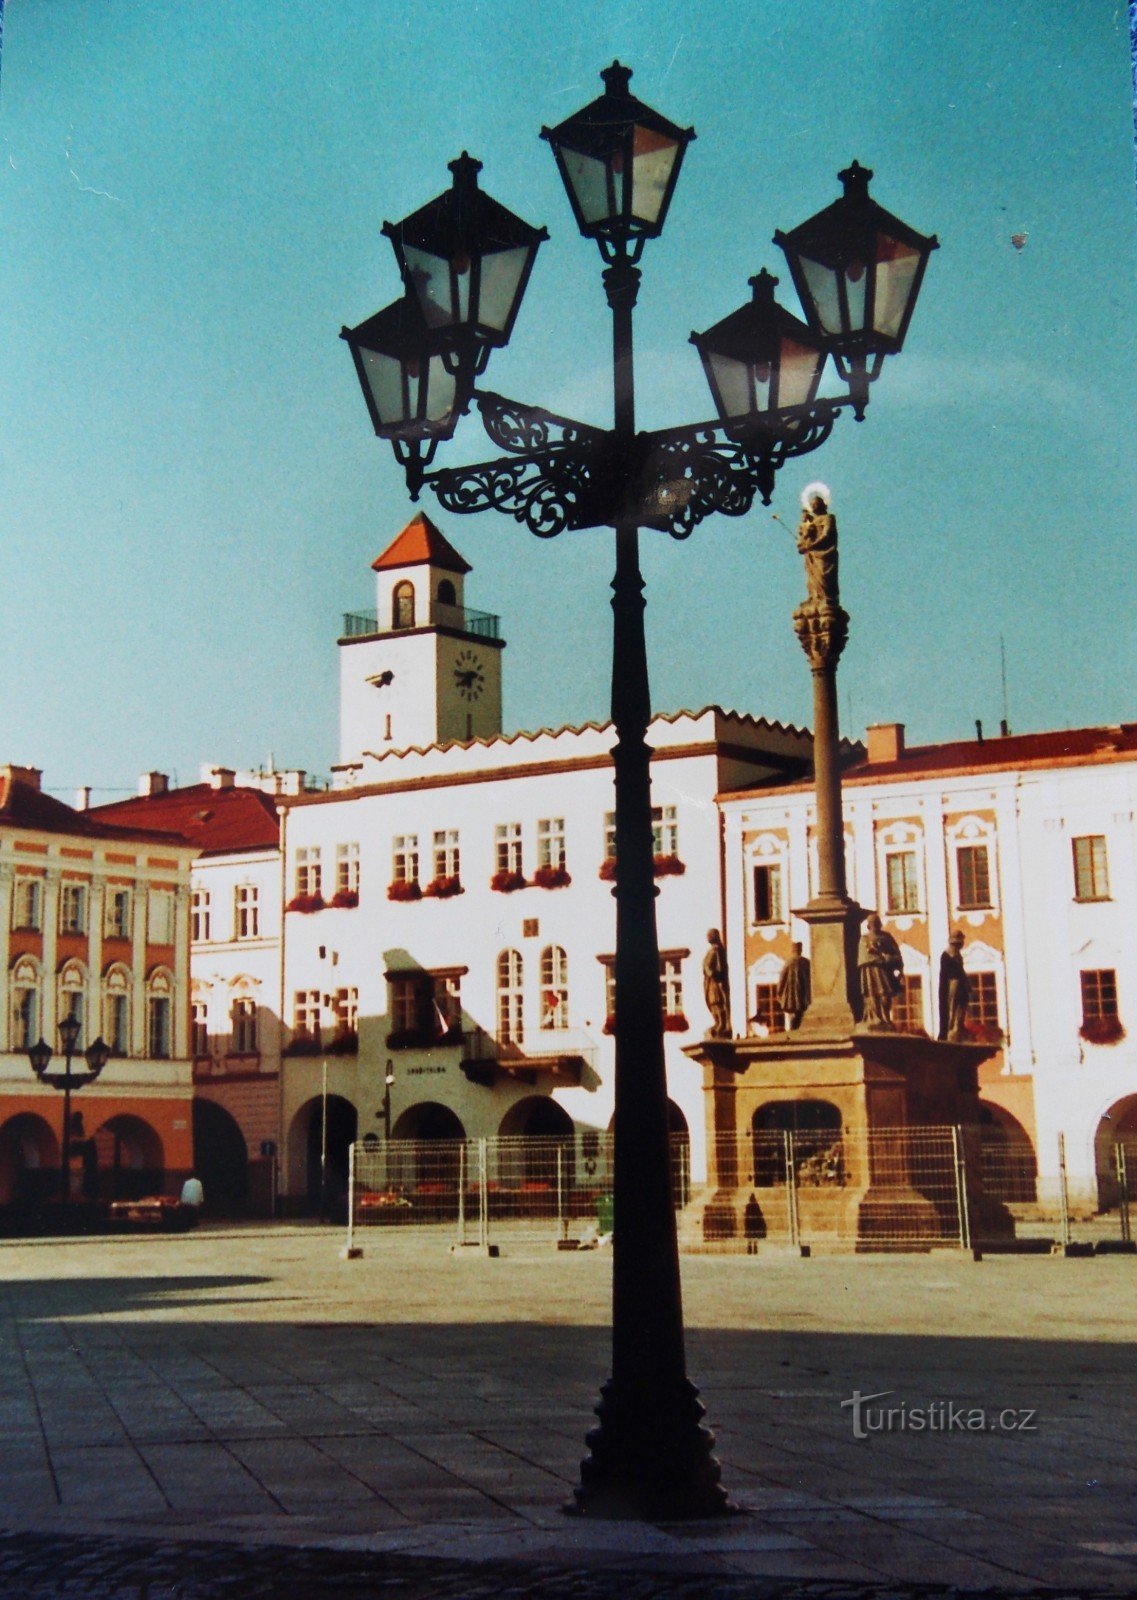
top-left (371, 513), bottom-right (471, 576)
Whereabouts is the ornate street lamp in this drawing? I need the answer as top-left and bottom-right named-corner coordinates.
top-left (29, 1016), bottom-right (110, 1203)
top-left (774, 159), bottom-right (939, 417)
top-left (341, 61), bottom-right (936, 1520)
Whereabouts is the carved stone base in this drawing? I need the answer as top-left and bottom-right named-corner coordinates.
top-left (793, 896), bottom-right (863, 1035)
top-left (570, 1377), bottom-right (731, 1520)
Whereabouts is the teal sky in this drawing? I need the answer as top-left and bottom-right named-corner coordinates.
top-left (1, 1), bottom-right (1135, 796)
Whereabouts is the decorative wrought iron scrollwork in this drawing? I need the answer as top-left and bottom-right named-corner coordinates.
top-left (429, 448), bottom-right (602, 539)
top-left (476, 391), bottom-right (606, 457)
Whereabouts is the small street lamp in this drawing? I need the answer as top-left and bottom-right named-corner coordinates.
top-left (341, 61), bottom-right (936, 1520)
top-left (381, 1059), bottom-right (395, 1140)
top-left (28, 1015), bottom-right (110, 1203)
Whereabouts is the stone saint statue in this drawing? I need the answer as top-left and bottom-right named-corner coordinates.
top-left (703, 928), bottom-right (731, 1038)
top-left (796, 484), bottom-right (839, 613)
top-left (776, 943), bottom-right (811, 1031)
top-left (938, 931), bottom-right (972, 1042)
top-left (857, 913), bottom-right (903, 1030)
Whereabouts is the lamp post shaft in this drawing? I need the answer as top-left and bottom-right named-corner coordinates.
top-left (573, 254), bottom-right (726, 1519)
top-left (61, 1063), bottom-right (73, 1203)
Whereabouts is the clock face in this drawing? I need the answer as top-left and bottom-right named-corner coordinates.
top-left (453, 648), bottom-right (486, 702)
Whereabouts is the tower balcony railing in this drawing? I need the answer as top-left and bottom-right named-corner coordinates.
top-left (341, 602), bottom-right (501, 641)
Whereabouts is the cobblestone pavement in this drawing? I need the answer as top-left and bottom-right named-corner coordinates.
top-left (1, 1226), bottom-right (1135, 1595)
top-left (0, 1530), bottom-right (1123, 1600)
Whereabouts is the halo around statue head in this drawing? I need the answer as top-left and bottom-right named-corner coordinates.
top-left (801, 481), bottom-right (831, 510)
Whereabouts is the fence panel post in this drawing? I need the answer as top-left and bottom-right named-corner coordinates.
top-left (1058, 1132), bottom-right (1071, 1248)
top-left (785, 1130), bottom-right (801, 1250)
top-left (556, 1146), bottom-right (565, 1244)
top-left (457, 1140), bottom-right (467, 1246)
top-left (1117, 1144), bottom-right (1131, 1243)
top-left (479, 1137), bottom-right (489, 1252)
top-left (952, 1126), bottom-right (971, 1252)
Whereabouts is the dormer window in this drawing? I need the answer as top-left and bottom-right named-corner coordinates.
top-left (393, 581), bottom-right (415, 629)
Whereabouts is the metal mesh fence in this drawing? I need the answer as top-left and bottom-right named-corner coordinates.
top-left (345, 1128), bottom-right (1137, 1256)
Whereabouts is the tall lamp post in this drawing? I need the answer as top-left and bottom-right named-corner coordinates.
top-left (341, 62), bottom-right (937, 1520)
top-left (29, 1016), bottom-right (110, 1203)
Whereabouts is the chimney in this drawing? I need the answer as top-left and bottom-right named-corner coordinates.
top-left (138, 772), bottom-right (169, 797)
top-left (865, 723), bottom-right (905, 764)
top-left (208, 767), bottom-right (236, 791)
top-left (975, 720), bottom-right (984, 744)
top-left (2, 764), bottom-right (42, 792)
top-left (74, 787), bottom-right (91, 812)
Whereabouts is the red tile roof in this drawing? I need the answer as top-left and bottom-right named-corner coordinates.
top-left (90, 785), bottom-right (280, 856)
top-left (0, 776), bottom-right (189, 846)
top-left (723, 722), bottom-right (1137, 798)
top-left (846, 724), bottom-right (1137, 783)
top-left (371, 513), bottom-right (471, 576)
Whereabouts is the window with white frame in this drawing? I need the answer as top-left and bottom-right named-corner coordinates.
top-left (540, 945), bottom-right (569, 1028)
top-left (59, 881), bottom-right (87, 935)
top-left (234, 883), bottom-right (259, 940)
top-left (495, 822), bottom-right (523, 875)
top-left (603, 811), bottom-right (617, 862)
top-left (11, 876), bottom-right (42, 932)
top-left (388, 972), bottom-right (460, 1041)
top-left (58, 967), bottom-right (87, 1048)
top-left (885, 850), bottom-right (920, 914)
top-left (1072, 835), bottom-right (1110, 902)
top-left (1081, 968), bottom-right (1119, 1024)
top-left (752, 982), bottom-right (780, 1032)
top-left (330, 987), bottom-right (357, 1046)
top-left (601, 953), bottom-right (686, 1024)
top-left (148, 888), bottom-right (175, 944)
top-left (190, 889), bottom-right (211, 943)
top-left (752, 862), bottom-right (783, 924)
top-left (292, 988), bottom-right (322, 1046)
top-left (955, 844), bottom-right (992, 910)
top-left (433, 829), bottom-right (460, 880)
top-left (336, 843), bottom-right (360, 897)
top-left (11, 958), bottom-right (41, 1049)
top-left (969, 970), bottom-right (1001, 1032)
top-left (652, 804), bottom-right (679, 858)
top-left (105, 966), bottom-right (132, 1056)
top-left (192, 1001), bottom-right (209, 1058)
top-left (147, 971), bottom-right (173, 1059)
top-left (392, 834), bottom-right (419, 886)
top-left (231, 995), bottom-right (258, 1055)
top-left (105, 886), bottom-right (132, 940)
top-left (295, 847), bottom-right (322, 899)
top-left (660, 954), bottom-right (684, 1018)
top-left (893, 973), bottom-right (925, 1033)
top-left (537, 819), bottom-right (566, 871)
top-left (497, 948), bottom-right (524, 1041)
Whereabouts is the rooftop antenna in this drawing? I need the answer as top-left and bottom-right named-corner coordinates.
top-left (999, 636), bottom-right (1010, 736)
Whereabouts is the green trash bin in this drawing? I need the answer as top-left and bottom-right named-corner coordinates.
top-left (596, 1193), bottom-right (614, 1234)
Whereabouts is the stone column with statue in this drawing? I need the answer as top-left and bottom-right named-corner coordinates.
top-left (787, 484), bottom-right (864, 1033)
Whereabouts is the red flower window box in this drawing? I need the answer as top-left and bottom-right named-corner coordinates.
top-left (963, 1020), bottom-right (1004, 1045)
top-left (663, 1012), bottom-right (690, 1033)
top-left (532, 864), bottom-right (572, 890)
top-left (387, 880), bottom-right (422, 902)
top-left (653, 854), bottom-right (686, 877)
top-left (490, 869), bottom-right (527, 893)
top-left (423, 876), bottom-right (463, 898)
top-left (602, 1014), bottom-right (617, 1035)
top-left (286, 892), bottom-right (325, 914)
top-left (1080, 1015), bottom-right (1125, 1045)
top-left (598, 858), bottom-right (618, 882)
top-left (330, 889), bottom-right (359, 909)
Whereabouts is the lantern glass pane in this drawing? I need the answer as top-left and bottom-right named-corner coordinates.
top-left (478, 246), bottom-right (530, 332)
top-left (403, 246), bottom-right (456, 328)
top-left (799, 256), bottom-right (843, 335)
top-left (419, 354), bottom-right (458, 424)
top-left (778, 337), bottom-right (820, 409)
top-left (873, 233), bottom-right (921, 337)
top-left (629, 126), bottom-right (680, 227)
top-left (563, 148), bottom-right (614, 225)
top-left (361, 348), bottom-right (409, 426)
top-left (708, 351), bottom-right (755, 419)
top-left (843, 257), bottom-right (868, 331)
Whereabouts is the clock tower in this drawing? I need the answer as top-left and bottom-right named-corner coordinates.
top-left (338, 513), bottom-right (505, 763)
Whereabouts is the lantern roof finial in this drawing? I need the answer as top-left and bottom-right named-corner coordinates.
top-left (601, 60), bottom-right (633, 96)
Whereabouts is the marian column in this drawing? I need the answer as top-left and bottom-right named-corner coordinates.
top-left (790, 484), bottom-right (862, 1033)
